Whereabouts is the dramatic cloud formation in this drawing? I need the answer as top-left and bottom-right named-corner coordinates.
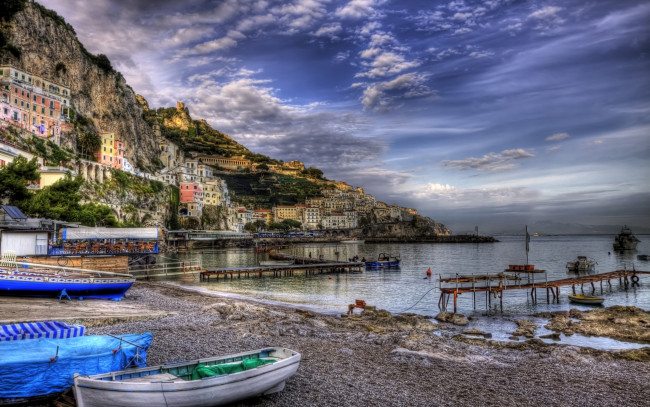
top-left (39, 0), bottom-right (650, 233)
top-left (443, 149), bottom-right (535, 171)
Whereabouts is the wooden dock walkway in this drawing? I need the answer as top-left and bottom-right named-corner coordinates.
top-left (438, 269), bottom-right (649, 312)
top-left (200, 262), bottom-right (364, 281)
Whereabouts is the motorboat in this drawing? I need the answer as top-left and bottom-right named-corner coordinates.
top-left (613, 225), bottom-right (640, 251)
top-left (364, 253), bottom-right (400, 269)
top-left (566, 256), bottom-right (597, 272)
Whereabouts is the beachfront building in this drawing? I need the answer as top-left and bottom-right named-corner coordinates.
top-left (302, 206), bottom-right (321, 230)
top-left (253, 209), bottom-right (272, 225)
top-left (0, 65), bottom-right (71, 141)
top-left (273, 205), bottom-right (303, 223)
top-left (321, 213), bottom-right (347, 229)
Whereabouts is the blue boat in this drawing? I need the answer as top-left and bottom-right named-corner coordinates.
top-left (365, 253), bottom-right (400, 269)
top-left (0, 262), bottom-right (135, 301)
top-left (0, 332), bottom-right (153, 403)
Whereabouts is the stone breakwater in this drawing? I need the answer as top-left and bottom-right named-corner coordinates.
top-left (73, 282), bottom-right (649, 407)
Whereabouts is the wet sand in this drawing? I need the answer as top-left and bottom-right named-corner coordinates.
top-left (2, 282), bottom-right (649, 406)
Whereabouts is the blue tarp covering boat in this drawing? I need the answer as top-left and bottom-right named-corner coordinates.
top-left (0, 332), bottom-right (152, 401)
top-left (0, 321), bottom-right (85, 341)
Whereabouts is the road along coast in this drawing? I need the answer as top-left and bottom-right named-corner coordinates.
top-left (1, 282), bottom-right (648, 406)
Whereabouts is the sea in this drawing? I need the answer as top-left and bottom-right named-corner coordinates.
top-left (156, 234), bottom-right (650, 350)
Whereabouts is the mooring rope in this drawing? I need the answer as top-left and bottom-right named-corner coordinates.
top-left (396, 286), bottom-right (437, 314)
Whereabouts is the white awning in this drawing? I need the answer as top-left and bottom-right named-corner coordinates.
top-left (60, 227), bottom-right (160, 240)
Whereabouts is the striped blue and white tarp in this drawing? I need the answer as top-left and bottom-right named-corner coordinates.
top-left (0, 321), bottom-right (85, 341)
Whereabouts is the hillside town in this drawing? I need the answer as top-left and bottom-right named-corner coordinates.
top-left (1, 64), bottom-right (445, 235)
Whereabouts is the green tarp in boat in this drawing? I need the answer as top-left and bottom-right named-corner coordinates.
top-left (192, 358), bottom-right (276, 380)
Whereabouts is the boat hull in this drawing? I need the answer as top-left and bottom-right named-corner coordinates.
top-left (74, 348), bottom-right (301, 407)
top-left (568, 294), bottom-right (604, 305)
top-left (365, 261), bottom-right (400, 269)
top-left (0, 274), bottom-right (134, 300)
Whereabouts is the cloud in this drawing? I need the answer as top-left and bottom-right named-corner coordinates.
top-left (181, 30), bottom-right (246, 56)
top-left (442, 149), bottom-right (535, 171)
top-left (528, 6), bottom-right (565, 31)
top-left (335, 0), bottom-right (386, 20)
top-left (361, 72), bottom-right (435, 110)
top-left (546, 132), bottom-right (569, 141)
top-left (356, 51), bottom-right (421, 78)
top-left (453, 27), bottom-right (472, 35)
top-left (313, 23), bottom-right (343, 38)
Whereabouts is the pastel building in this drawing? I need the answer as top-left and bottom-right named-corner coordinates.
top-left (94, 132), bottom-right (124, 169)
top-left (180, 182), bottom-right (203, 205)
top-left (0, 65), bottom-right (70, 140)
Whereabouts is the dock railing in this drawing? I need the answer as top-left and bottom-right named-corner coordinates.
top-left (128, 258), bottom-right (203, 279)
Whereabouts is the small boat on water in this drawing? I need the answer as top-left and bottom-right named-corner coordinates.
top-left (0, 332), bottom-right (152, 404)
top-left (73, 347), bottom-right (301, 407)
top-left (566, 256), bottom-right (597, 272)
top-left (568, 294), bottom-right (604, 305)
top-left (0, 251), bottom-right (135, 301)
top-left (364, 253), bottom-right (400, 269)
top-left (613, 225), bottom-right (640, 251)
top-left (341, 238), bottom-right (364, 244)
top-left (637, 254), bottom-right (649, 261)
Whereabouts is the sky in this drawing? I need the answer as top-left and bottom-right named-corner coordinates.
top-left (38, 0), bottom-right (650, 234)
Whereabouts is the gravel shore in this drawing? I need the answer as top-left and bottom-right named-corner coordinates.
top-left (85, 282), bottom-right (649, 407)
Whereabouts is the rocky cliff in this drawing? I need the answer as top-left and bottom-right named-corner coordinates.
top-left (1, 2), bottom-right (157, 169)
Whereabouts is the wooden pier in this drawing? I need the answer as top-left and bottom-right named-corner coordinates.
top-left (438, 269), bottom-right (649, 313)
top-left (200, 262), bottom-right (364, 281)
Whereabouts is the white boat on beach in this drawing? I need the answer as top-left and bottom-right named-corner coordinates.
top-left (73, 347), bottom-right (301, 407)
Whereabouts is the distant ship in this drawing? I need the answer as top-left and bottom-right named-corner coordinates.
top-left (613, 225), bottom-right (640, 251)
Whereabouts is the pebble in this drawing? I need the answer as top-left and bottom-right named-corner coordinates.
top-left (86, 283), bottom-right (650, 406)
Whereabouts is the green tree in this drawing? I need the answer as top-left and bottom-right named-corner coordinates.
top-left (25, 174), bottom-right (84, 220)
top-left (0, 156), bottom-right (40, 205)
top-left (25, 174), bottom-right (118, 226)
top-left (76, 132), bottom-right (101, 160)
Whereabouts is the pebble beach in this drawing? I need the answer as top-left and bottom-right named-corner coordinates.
top-left (74, 282), bottom-right (650, 407)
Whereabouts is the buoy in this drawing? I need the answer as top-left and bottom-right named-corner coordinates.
top-left (328, 276), bottom-right (332, 279)
top-left (426, 267), bottom-right (431, 276)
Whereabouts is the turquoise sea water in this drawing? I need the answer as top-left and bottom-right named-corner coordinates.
top-left (159, 235), bottom-right (650, 317)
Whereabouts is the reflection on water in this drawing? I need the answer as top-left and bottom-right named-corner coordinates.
top-left (157, 235), bottom-right (650, 320)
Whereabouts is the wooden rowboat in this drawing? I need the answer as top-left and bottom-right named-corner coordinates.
top-left (73, 347), bottom-right (301, 407)
top-left (568, 294), bottom-right (604, 305)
